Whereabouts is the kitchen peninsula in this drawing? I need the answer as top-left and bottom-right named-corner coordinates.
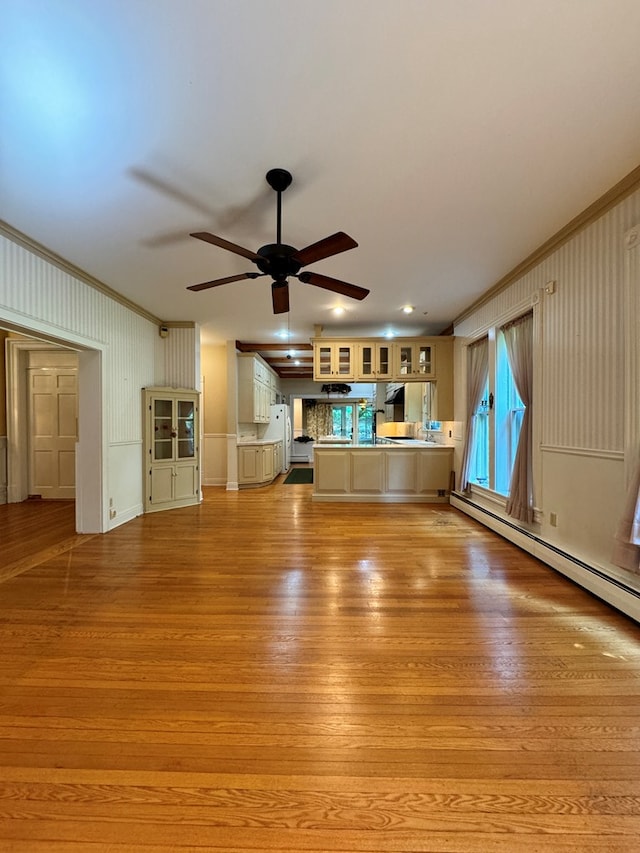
top-left (313, 439), bottom-right (454, 503)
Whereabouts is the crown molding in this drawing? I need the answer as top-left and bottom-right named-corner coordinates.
top-left (454, 162), bottom-right (640, 326)
top-left (0, 219), bottom-right (164, 326)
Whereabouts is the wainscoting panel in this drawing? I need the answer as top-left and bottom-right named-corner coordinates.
top-left (107, 441), bottom-right (144, 528)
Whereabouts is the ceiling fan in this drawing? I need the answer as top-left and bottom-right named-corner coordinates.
top-left (186, 168), bottom-right (369, 314)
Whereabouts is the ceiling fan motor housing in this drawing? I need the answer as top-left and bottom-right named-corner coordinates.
top-left (255, 243), bottom-right (302, 278)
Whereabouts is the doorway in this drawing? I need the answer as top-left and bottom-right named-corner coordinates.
top-left (5, 333), bottom-right (104, 533)
top-left (292, 396), bottom-right (375, 444)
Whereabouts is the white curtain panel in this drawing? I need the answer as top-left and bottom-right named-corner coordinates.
top-left (503, 312), bottom-right (534, 523)
top-left (459, 337), bottom-right (489, 492)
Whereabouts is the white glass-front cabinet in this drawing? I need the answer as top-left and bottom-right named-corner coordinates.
top-left (313, 342), bottom-right (355, 381)
top-left (143, 388), bottom-right (200, 513)
top-left (356, 342), bottom-right (393, 380)
top-left (394, 342), bottom-right (434, 378)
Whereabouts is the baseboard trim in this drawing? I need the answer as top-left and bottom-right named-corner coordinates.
top-left (108, 504), bottom-right (143, 530)
top-left (312, 494), bottom-right (450, 503)
top-left (451, 492), bottom-right (639, 623)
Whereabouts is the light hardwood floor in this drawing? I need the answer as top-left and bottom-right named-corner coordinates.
top-left (0, 483), bottom-right (639, 852)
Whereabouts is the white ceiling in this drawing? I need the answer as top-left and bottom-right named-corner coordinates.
top-left (3, 0), bottom-right (640, 347)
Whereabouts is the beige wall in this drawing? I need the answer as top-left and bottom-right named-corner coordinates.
top-left (201, 344), bottom-right (228, 433)
top-left (200, 343), bottom-right (230, 486)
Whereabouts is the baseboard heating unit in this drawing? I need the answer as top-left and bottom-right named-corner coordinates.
top-left (450, 492), bottom-right (640, 624)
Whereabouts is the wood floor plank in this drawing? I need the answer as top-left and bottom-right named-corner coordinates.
top-left (0, 485), bottom-right (639, 851)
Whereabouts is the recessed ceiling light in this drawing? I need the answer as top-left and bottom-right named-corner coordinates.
top-left (402, 305), bottom-right (414, 314)
top-left (333, 306), bottom-right (345, 316)
top-left (384, 330), bottom-right (396, 339)
top-left (276, 330), bottom-right (289, 339)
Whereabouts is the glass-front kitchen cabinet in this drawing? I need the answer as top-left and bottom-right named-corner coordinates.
top-left (356, 342), bottom-right (393, 380)
top-left (395, 342), bottom-right (434, 378)
top-left (143, 388), bottom-right (200, 513)
top-left (313, 342), bottom-right (355, 381)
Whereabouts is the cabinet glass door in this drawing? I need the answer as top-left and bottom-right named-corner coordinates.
top-left (153, 399), bottom-right (174, 460)
top-left (397, 345), bottom-right (413, 376)
top-left (360, 345), bottom-right (374, 378)
top-left (337, 345), bottom-right (352, 376)
top-left (317, 346), bottom-right (332, 376)
top-left (177, 399), bottom-right (195, 458)
top-left (416, 345), bottom-right (432, 375)
top-left (376, 345), bottom-right (391, 377)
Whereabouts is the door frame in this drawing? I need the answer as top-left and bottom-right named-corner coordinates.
top-left (5, 330), bottom-right (105, 533)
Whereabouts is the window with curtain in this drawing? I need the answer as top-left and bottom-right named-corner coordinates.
top-left (465, 312), bottom-right (533, 520)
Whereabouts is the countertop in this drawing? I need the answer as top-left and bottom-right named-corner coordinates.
top-left (237, 438), bottom-right (283, 446)
top-left (314, 439), bottom-right (454, 449)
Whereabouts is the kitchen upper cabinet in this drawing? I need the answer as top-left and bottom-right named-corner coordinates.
top-left (313, 336), bottom-right (453, 388)
top-left (394, 341), bottom-right (434, 379)
top-left (356, 342), bottom-right (393, 380)
top-left (143, 388), bottom-right (200, 513)
top-left (313, 342), bottom-right (355, 381)
top-left (238, 353), bottom-right (278, 423)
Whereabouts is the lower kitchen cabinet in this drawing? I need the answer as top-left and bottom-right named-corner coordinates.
top-left (313, 445), bottom-right (453, 502)
top-left (238, 441), bottom-right (282, 487)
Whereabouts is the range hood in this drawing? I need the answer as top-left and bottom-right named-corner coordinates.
top-left (385, 385), bottom-right (404, 405)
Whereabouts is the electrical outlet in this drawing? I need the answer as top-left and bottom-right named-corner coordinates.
top-left (550, 512), bottom-right (557, 527)
top-left (109, 509), bottom-right (116, 520)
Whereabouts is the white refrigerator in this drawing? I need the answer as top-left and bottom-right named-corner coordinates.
top-left (262, 404), bottom-right (292, 473)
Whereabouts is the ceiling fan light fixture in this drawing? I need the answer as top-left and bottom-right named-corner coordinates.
top-left (186, 169), bottom-right (367, 313)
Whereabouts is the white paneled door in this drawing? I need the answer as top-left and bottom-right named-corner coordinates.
top-left (28, 367), bottom-right (78, 499)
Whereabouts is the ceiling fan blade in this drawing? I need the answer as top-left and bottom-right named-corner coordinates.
top-left (293, 231), bottom-right (358, 266)
top-left (187, 272), bottom-right (261, 292)
top-left (271, 280), bottom-right (290, 314)
top-left (297, 271), bottom-right (369, 301)
top-left (190, 231), bottom-right (261, 262)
